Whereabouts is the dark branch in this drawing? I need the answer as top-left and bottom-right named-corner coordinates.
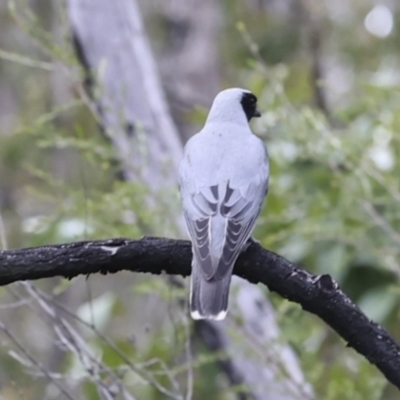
top-left (0, 236), bottom-right (399, 389)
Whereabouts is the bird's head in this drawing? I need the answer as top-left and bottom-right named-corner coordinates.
top-left (206, 88), bottom-right (261, 125)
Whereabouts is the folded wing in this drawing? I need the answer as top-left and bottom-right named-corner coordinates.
top-left (182, 174), bottom-right (268, 280)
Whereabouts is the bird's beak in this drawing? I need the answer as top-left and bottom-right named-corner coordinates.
top-left (254, 109), bottom-right (261, 118)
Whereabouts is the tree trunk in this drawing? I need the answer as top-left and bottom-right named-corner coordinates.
top-left (69, 0), bottom-right (182, 187)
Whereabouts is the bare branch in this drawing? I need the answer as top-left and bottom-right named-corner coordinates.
top-left (0, 237), bottom-right (399, 389)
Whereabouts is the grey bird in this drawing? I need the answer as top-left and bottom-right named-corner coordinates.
top-left (179, 88), bottom-right (269, 320)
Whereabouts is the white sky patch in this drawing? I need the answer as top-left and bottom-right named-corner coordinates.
top-left (364, 5), bottom-right (393, 38)
top-left (369, 126), bottom-right (394, 171)
top-left (22, 215), bottom-right (49, 234)
top-left (77, 292), bottom-right (115, 335)
top-left (368, 145), bottom-right (395, 171)
top-left (57, 218), bottom-right (94, 239)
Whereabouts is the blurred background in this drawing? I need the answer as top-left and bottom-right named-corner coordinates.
top-left (1, 0), bottom-right (400, 399)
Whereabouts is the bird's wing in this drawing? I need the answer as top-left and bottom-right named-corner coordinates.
top-left (182, 184), bottom-right (219, 280)
top-left (181, 161), bottom-right (268, 281)
top-left (214, 177), bottom-right (268, 279)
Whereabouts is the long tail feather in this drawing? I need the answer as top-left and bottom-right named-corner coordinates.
top-left (190, 258), bottom-right (231, 320)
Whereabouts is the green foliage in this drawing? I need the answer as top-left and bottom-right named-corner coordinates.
top-left (1, 0), bottom-right (400, 399)
top-left (249, 56), bottom-right (400, 398)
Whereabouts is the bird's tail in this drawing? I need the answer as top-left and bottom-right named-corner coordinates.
top-left (190, 258), bottom-right (231, 320)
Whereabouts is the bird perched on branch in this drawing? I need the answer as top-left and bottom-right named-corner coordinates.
top-left (179, 88), bottom-right (269, 320)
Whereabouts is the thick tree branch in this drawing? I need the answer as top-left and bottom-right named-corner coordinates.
top-left (0, 237), bottom-right (399, 389)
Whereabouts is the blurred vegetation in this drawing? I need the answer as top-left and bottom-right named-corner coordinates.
top-left (0, 0), bottom-right (400, 399)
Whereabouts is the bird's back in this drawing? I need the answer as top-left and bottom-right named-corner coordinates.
top-left (181, 123), bottom-right (267, 189)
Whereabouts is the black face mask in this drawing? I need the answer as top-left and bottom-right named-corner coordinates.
top-left (241, 92), bottom-right (261, 121)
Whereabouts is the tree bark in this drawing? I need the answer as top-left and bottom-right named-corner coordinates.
top-left (0, 237), bottom-right (399, 390)
top-left (68, 0), bottom-right (183, 186)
